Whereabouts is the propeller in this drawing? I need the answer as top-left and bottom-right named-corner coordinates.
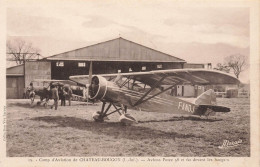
top-left (88, 61), bottom-right (93, 85)
top-left (86, 61), bottom-right (93, 101)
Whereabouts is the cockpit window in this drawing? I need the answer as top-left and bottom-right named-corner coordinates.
top-left (120, 77), bottom-right (150, 91)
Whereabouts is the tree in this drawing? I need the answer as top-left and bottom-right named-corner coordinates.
top-left (214, 54), bottom-right (248, 79)
top-left (224, 54), bottom-right (248, 79)
top-left (6, 39), bottom-right (41, 65)
top-left (214, 63), bottom-right (231, 73)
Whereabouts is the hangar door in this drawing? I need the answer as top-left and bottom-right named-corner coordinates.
top-left (6, 76), bottom-right (25, 99)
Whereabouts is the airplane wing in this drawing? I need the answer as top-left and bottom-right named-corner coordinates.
top-left (70, 69), bottom-right (240, 119)
top-left (32, 79), bottom-right (78, 86)
top-left (69, 69), bottom-right (240, 87)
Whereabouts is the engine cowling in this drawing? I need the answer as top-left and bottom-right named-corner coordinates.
top-left (89, 75), bottom-right (130, 105)
top-left (89, 76), bottom-right (108, 100)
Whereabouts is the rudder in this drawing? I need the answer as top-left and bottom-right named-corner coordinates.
top-left (194, 89), bottom-right (230, 114)
top-left (194, 89), bottom-right (216, 105)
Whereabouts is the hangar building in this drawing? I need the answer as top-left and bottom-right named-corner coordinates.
top-left (7, 37), bottom-right (187, 98)
top-left (44, 37), bottom-right (186, 80)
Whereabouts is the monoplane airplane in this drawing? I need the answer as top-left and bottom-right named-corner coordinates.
top-left (69, 69), bottom-right (240, 124)
top-left (28, 79), bottom-right (86, 106)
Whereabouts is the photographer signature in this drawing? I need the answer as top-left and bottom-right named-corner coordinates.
top-left (218, 139), bottom-right (242, 149)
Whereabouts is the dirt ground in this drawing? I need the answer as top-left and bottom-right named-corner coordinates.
top-left (6, 98), bottom-right (250, 157)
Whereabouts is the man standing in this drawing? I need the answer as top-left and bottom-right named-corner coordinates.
top-left (28, 82), bottom-right (35, 104)
top-left (51, 84), bottom-right (59, 110)
top-left (59, 85), bottom-right (66, 106)
top-left (64, 85), bottom-right (73, 106)
top-left (68, 87), bottom-right (73, 106)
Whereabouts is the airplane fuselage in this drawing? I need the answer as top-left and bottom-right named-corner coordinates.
top-left (90, 76), bottom-right (198, 115)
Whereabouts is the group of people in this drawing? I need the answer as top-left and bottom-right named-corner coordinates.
top-left (27, 81), bottom-right (75, 110)
top-left (50, 83), bottom-right (73, 110)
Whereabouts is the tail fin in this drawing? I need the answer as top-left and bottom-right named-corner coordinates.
top-left (194, 89), bottom-right (230, 113)
top-left (194, 89), bottom-right (216, 105)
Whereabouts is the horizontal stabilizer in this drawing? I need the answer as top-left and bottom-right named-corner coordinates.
top-left (197, 105), bottom-right (230, 113)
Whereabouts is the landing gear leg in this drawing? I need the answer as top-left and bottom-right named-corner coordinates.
top-left (119, 104), bottom-right (137, 125)
top-left (92, 102), bottom-right (137, 124)
top-left (121, 104), bottom-right (126, 114)
top-left (92, 102), bottom-right (111, 122)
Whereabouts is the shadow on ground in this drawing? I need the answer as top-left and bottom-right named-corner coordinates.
top-left (138, 116), bottom-right (222, 123)
top-left (7, 102), bottom-right (50, 109)
top-left (7, 102), bottom-right (32, 108)
top-left (31, 116), bottom-right (201, 141)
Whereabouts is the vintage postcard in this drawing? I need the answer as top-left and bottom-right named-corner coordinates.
top-left (0, 0), bottom-right (259, 166)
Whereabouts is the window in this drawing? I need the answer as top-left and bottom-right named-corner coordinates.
top-left (157, 64), bottom-right (163, 69)
top-left (118, 69), bottom-right (121, 73)
top-left (56, 61), bottom-right (64, 67)
top-left (129, 68), bottom-right (132, 72)
top-left (78, 62), bottom-right (86, 67)
top-left (142, 66), bottom-right (146, 71)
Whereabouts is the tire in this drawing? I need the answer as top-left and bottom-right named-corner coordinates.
top-left (92, 111), bottom-right (104, 122)
top-left (44, 103), bottom-right (48, 108)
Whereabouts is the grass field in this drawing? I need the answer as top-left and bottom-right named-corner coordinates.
top-left (6, 98), bottom-right (250, 157)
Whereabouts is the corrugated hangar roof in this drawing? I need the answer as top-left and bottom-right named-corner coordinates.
top-left (46, 37), bottom-right (186, 63)
top-left (6, 64), bottom-right (24, 76)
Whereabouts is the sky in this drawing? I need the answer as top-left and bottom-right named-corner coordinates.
top-left (6, 0), bottom-right (251, 82)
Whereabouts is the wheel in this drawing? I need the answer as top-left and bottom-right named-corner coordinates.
top-left (92, 111), bottom-right (105, 122)
top-left (31, 98), bottom-right (34, 104)
top-left (119, 113), bottom-right (137, 125)
top-left (43, 102), bottom-right (48, 108)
